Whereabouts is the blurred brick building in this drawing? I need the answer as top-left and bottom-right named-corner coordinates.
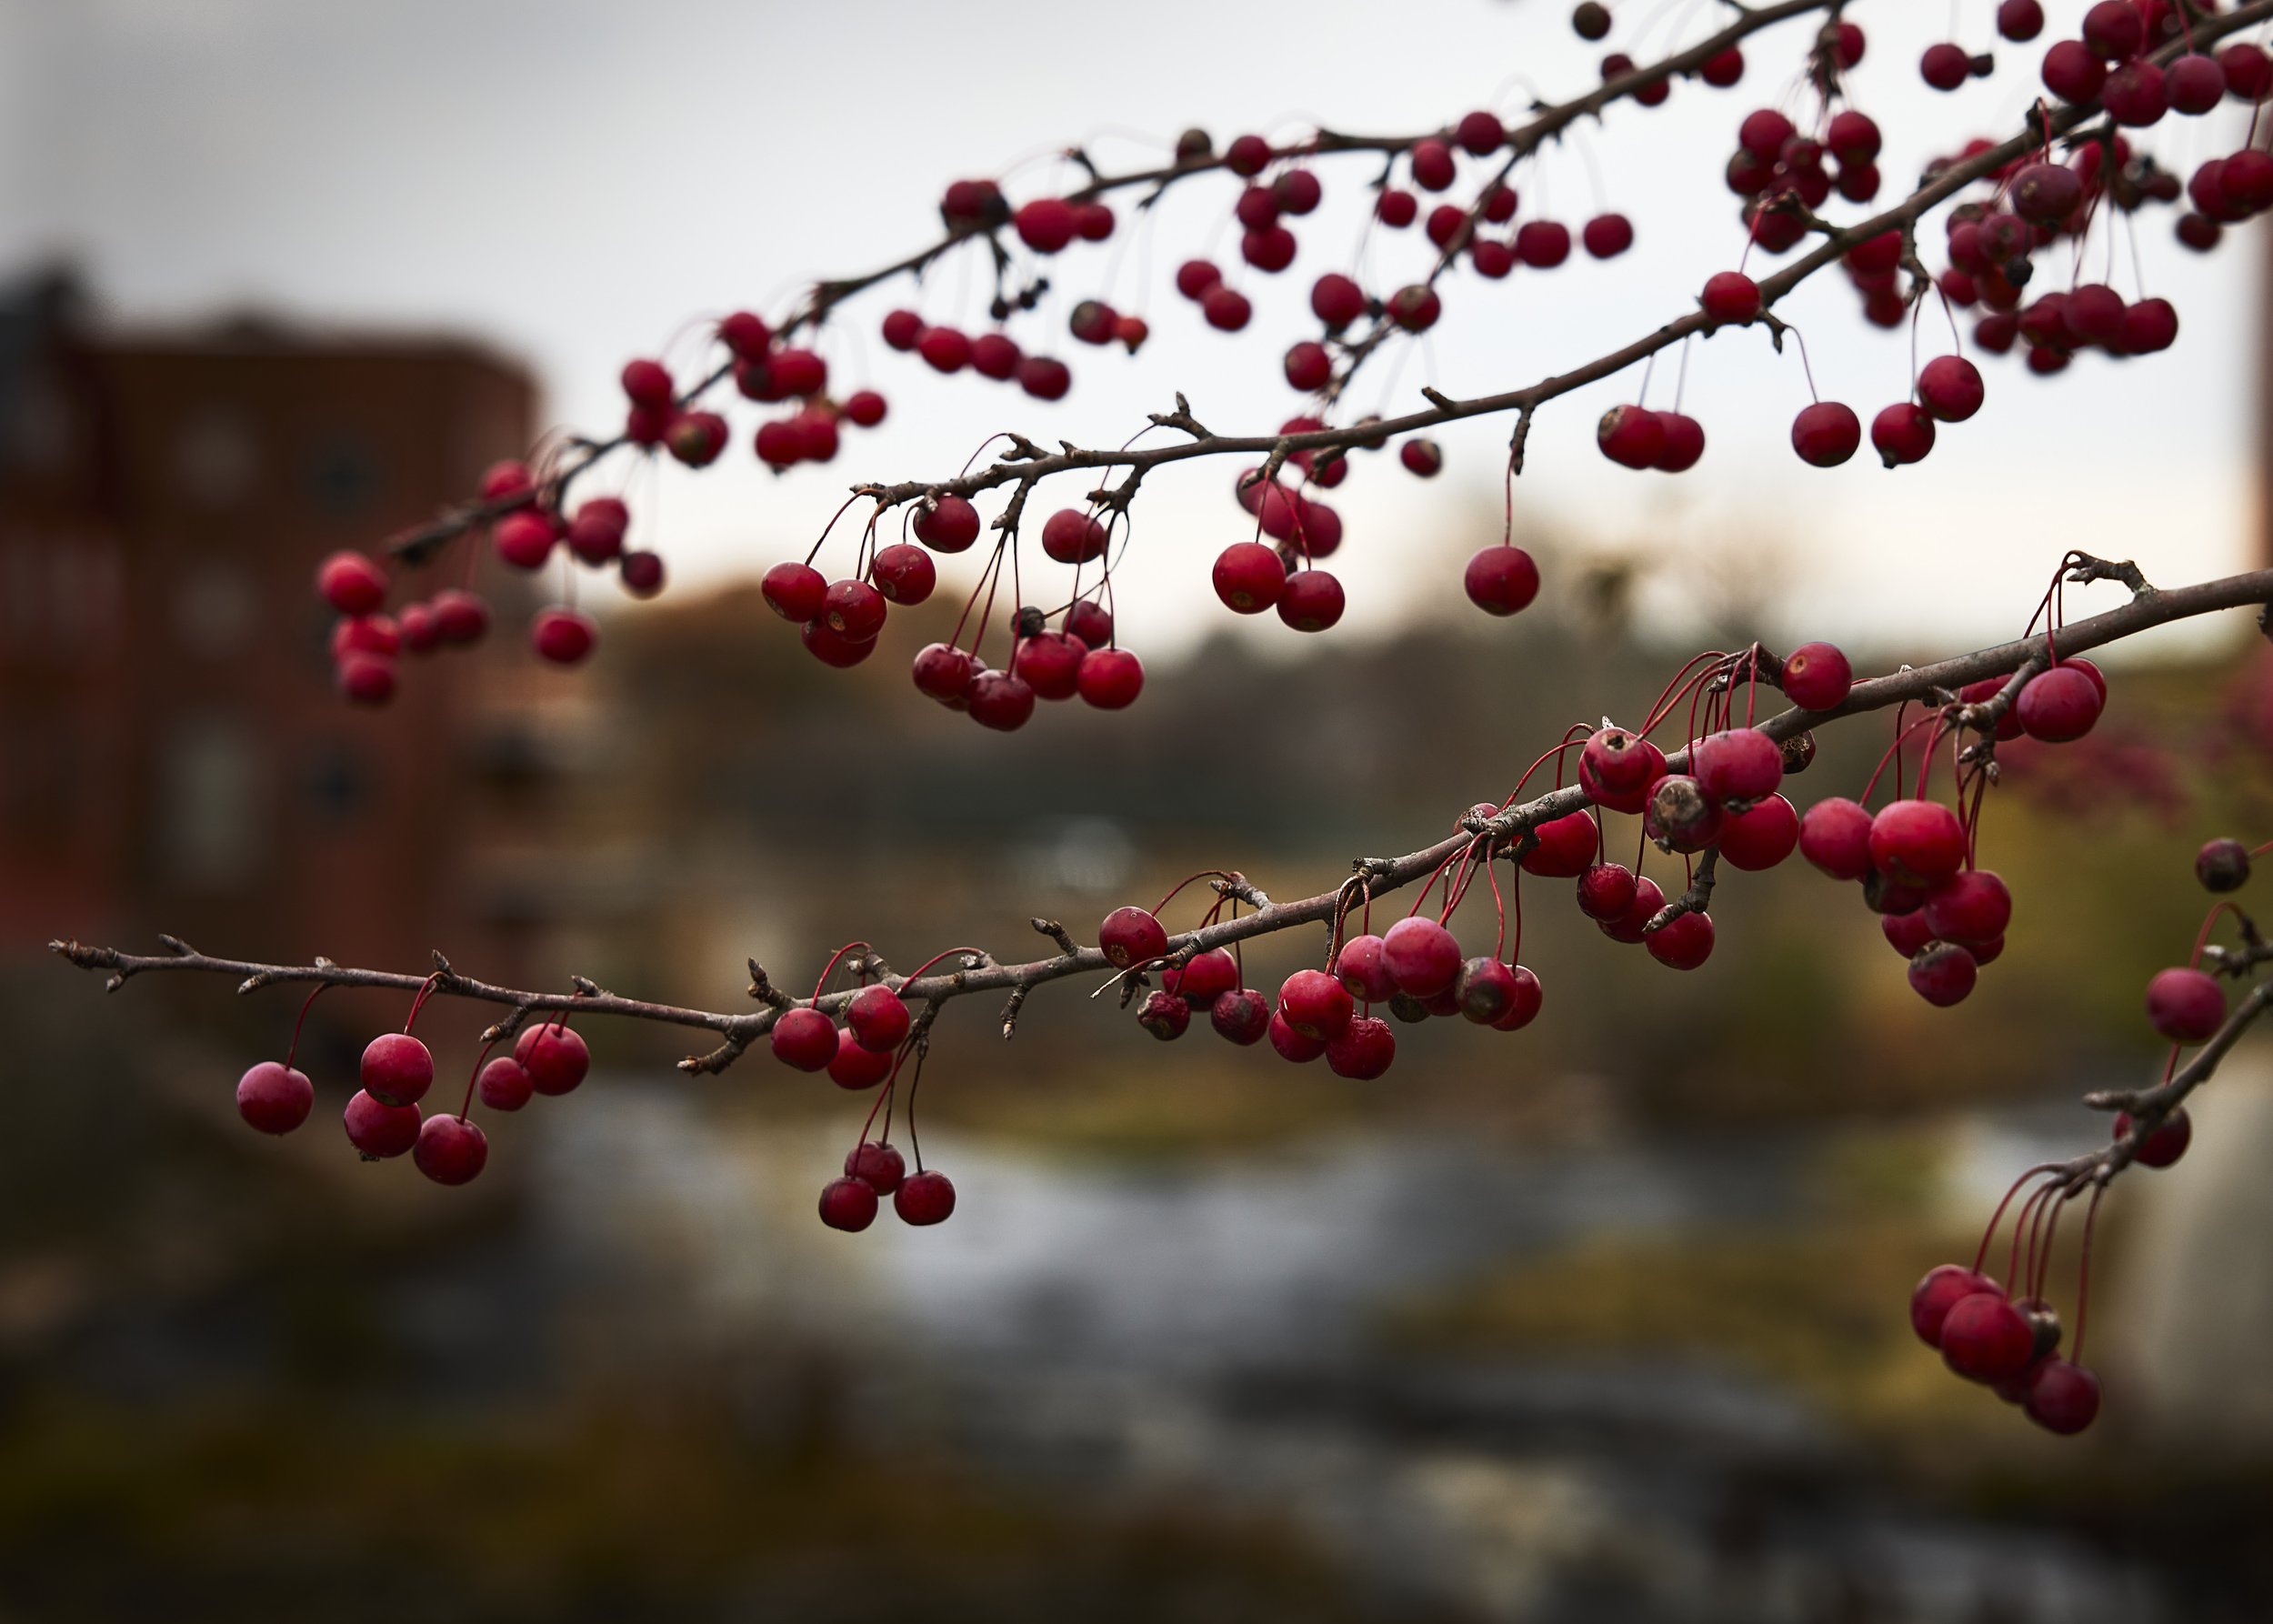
top-left (0, 270), bottom-right (536, 971)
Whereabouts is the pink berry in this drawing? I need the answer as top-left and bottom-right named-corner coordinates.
top-left (1268, 1010), bottom-right (1328, 1062)
top-left (532, 608), bottom-right (597, 666)
top-left (236, 1060), bottom-right (314, 1135)
top-left (1870, 799), bottom-right (1966, 887)
top-left (846, 984), bottom-right (911, 1054)
top-left (516, 1023), bottom-right (589, 1095)
top-left (1692, 727), bottom-right (1783, 804)
top-left (823, 579), bottom-right (887, 643)
top-left (1522, 809), bottom-right (1599, 878)
top-left (1381, 917), bottom-right (1461, 997)
top-left (1924, 869), bottom-right (2011, 944)
top-left (1335, 935), bottom-right (1399, 1003)
top-left (316, 550), bottom-right (388, 616)
top-left (1718, 794), bottom-right (1799, 871)
top-left (2016, 666), bottom-right (2103, 742)
top-left (361, 1031), bottom-right (434, 1108)
top-left (1781, 642), bottom-right (1852, 710)
top-left (476, 1057), bottom-right (534, 1112)
top-left (344, 1089), bottom-right (420, 1158)
top-left (414, 1114), bottom-right (488, 1186)
top-left (2146, 967), bottom-right (2224, 1042)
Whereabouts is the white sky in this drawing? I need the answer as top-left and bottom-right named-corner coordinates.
top-left (2, 0), bottom-right (2264, 664)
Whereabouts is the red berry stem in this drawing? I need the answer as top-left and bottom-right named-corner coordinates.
top-left (457, 1037), bottom-right (498, 1120)
top-left (282, 981), bottom-right (333, 1075)
top-left (2071, 1185), bottom-right (2108, 1363)
top-left (1973, 1164), bottom-right (2066, 1277)
top-left (808, 941), bottom-right (876, 1005)
top-left (403, 970), bottom-right (446, 1035)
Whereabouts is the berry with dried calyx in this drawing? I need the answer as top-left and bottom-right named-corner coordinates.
top-left (1278, 967), bottom-right (1356, 1041)
top-left (1137, 989), bottom-right (1190, 1040)
top-left (1268, 1010), bottom-right (1327, 1063)
top-left (1277, 571), bottom-right (1344, 633)
top-left (1644, 775), bottom-right (1723, 854)
top-left (1335, 935), bottom-right (1397, 1003)
top-left (763, 562), bottom-right (826, 623)
top-left (1908, 941), bottom-right (1978, 1006)
top-left (1213, 543), bottom-right (1287, 613)
top-left (1781, 642), bottom-right (1852, 710)
top-left (1211, 987), bottom-right (1271, 1046)
top-left (1597, 405), bottom-right (1665, 469)
top-left (1100, 906), bottom-right (1169, 969)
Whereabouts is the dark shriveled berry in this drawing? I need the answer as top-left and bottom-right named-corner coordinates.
top-left (2197, 837), bottom-right (2251, 893)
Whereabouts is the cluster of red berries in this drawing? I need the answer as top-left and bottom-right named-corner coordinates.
top-left (1798, 656), bottom-right (2108, 1007)
top-left (763, 953), bottom-right (959, 1232)
top-left (235, 987), bottom-right (589, 1189)
top-left (761, 499), bottom-right (1142, 730)
top-left (1909, 1261), bottom-right (2102, 1436)
top-left (1106, 901), bottom-right (1538, 1083)
top-left (625, 316), bottom-right (889, 475)
top-left (311, 456), bottom-right (672, 705)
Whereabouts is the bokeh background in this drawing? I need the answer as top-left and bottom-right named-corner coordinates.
top-left (7, 0), bottom-right (2273, 1619)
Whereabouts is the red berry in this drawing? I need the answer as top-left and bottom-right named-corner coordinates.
top-left (1218, 541), bottom-right (1291, 609)
top-left (517, 1023), bottom-right (589, 1095)
top-left (821, 1176), bottom-right (878, 1231)
top-left (1409, 139), bottom-right (1456, 191)
top-left (361, 1031), bottom-right (434, 1108)
top-left (1909, 1263), bottom-right (1998, 1346)
top-left (1826, 110), bottom-right (1882, 165)
top-left (1490, 965), bottom-right (1544, 1031)
top-left (1870, 799), bottom-right (1966, 886)
top-left (1522, 808), bottom-right (1599, 878)
top-left (1241, 226), bottom-right (1297, 273)
top-left (1577, 863), bottom-right (1638, 921)
top-left (344, 1089), bottom-right (420, 1158)
top-left (1597, 405), bottom-right (1665, 469)
top-left (2104, 59), bottom-right (2168, 125)
top-left (1268, 1010), bottom-right (1327, 1062)
top-left (480, 459), bottom-right (535, 501)
top-left (1924, 869), bottom-right (2011, 944)
top-left (1582, 213), bottom-right (1635, 257)
top-left (336, 654), bottom-right (396, 706)
top-left (414, 1114), bottom-right (488, 1186)
top-left (1387, 286), bottom-right (1441, 332)
top-left (1165, 948), bottom-right (1239, 1007)
top-left (1273, 170), bottom-right (1321, 216)
top-left (1920, 42), bottom-right (1970, 90)
top-left (801, 618), bottom-right (876, 670)
top-left (1335, 935), bottom-right (1398, 1003)
top-left (1781, 642), bottom-right (1852, 709)
top-left (1908, 941), bottom-right (1979, 1006)
top-left (823, 578), bottom-right (888, 642)
top-left (1278, 967), bottom-right (1356, 1041)
top-left (1326, 1017), bottom-right (1397, 1079)
top-left (1463, 546), bottom-right (1539, 616)
top-left (896, 1169), bottom-right (957, 1226)
top-left (431, 589), bottom-right (489, 646)
top-left (1940, 1291), bottom-right (2035, 1382)
top-left (1454, 957), bottom-right (1520, 1024)
top-left (2221, 41), bottom-right (2273, 100)
top-left (913, 496), bottom-right (982, 554)
top-left (1870, 403), bottom-right (1936, 467)
top-left (1311, 273), bottom-right (1367, 329)
top-left (1700, 270), bottom-right (1761, 325)
top-left (1201, 285), bottom-right (1254, 332)
top-left (846, 984), bottom-right (911, 1053)
top-left (1692, 727), bottom-right (1782, 804)
top-left (912, 642), bottom-right (978, 706)
top-left (1100, 906), bottom-right (1169, 969)
top-left (495, 509), bottom-right (556, 570)
top-left (2024, 1358), bottom-right (2100, 1434)
top-left (827, 1027), bottom-right (892, 1090)
top-left (1884, 909), bottom-right (1935, 959)
top-left (1718, 794), bottom-right (1799, 870)
top-left (2043, 39), bottom-right (2107, 103)
top-left (1015, 197), bottom-right (1077, 253)
top-left (1737, 108), bottom-right (1795, 159)
top-left (1996, 0), bottom-right (2043, 41)
top-left (869, 543), bottom-right (936, 607)
top-left (620, 358), bottom-right (674, 408)
top-left (1381, 917), bottom-right (1461, 997)
top-left (771, 1007), bottom-right (837, 1071)
top-left (2015, 666), bottom-right (2103, 742)
top-left (1175, 258), bottom-right (1223, 299)
top-left (1284, 341), bottom-right (1333, 392)
top-left (966, 670), bottom-right (1036, 731)
top-left (1276, 570), bottom-right (1344, 633)
top-left (1013, 631), bottom-right (1087, 701)
top-left (1137, 989), bottom-right (1191, 1040)
top-left (1791, 401), bottom-right (1862, 466)
top-left (2146, 966), bottom-right (2224, 1041)
top-left (1376, 189), bottom-right (1418, 228)
top-left (236, 1060), bottom-right (314, 1135)
top-left (918, 326), bottom-right (971, 374)
top-left (316, 550), bottom-right (387, 616)
top-left (846, 1141), bottom-right (906, 1195)
top-left (1917, 356), bottom-right (1984, 422)
top-left (2082, 0), bottom-right (2143, 59)
top-left (1224, 135), bottom-right (1273, 176)
top-left (1646, 910), bottom-right (1715, 970)
top-left (476, 1057), bottom-right (533, 1112)
top-left (1065, 600), bottom-right (1114, 648)
top-left (1599, 877), bottom-right (1667, 946)
top-left (2115, 1107), bottom-right (2193, 1167)
top-left (1076, 647), bottom-right (1144, 710)
top-left (532, 607), bottom-right (596, 666)
top-left (1022, 355), bottom-right (1074, 400)
top-left (1040, 507), bottom-right (1108, 566)
top-left (1653, 412), bottom-right (1705, 473)
top-left (1210, 988), bottom-right (1271, 1046)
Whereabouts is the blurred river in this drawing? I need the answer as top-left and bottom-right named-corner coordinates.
top-left (506, 1086), bottom-right (2173, 1624)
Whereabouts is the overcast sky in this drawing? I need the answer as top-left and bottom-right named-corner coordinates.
top-left (2, 0), bottom-right (2264, 663)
